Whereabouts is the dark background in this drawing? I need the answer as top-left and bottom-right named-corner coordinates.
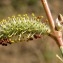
top-left (0, 0), bottom-right (63, 63)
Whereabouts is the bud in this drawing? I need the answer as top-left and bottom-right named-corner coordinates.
top-left (55, 14), bottom-right (63, 31)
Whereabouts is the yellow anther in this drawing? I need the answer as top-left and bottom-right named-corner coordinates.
top-left (23, 14), bottom-right (26, 17)
top-left (18, 14), bottom-right (21, 17)
top-left (25, 14), bottom-right (27, 16)
top-left (16, 17), bottom-right (19, 19)
top-left (11, 40), bottom-right (14, 43)
top-left (8, 34), bottom-right (12, 37)
top-left (9, 39), bottom-right (14, 43)
top-left (2, 19), bottom-right (6, 22)
top-left (8, 17), bottom-right (11, 21)
top-left (18, 38), bottom-right (21, 41)
top-left (41, 16), bottom-right (44, 18)
top-left (37, 19), bottom-right (39, 21)
top-left (8, 17), bottom-right (11, 19)
top-left (32, 13), bottom-right (34, 16)
top-left (12, 16), bottom-right (15, 18)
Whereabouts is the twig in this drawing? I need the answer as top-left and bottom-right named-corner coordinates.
top-left (41, 0), bottom-right (55, 31)
top-left (41, 0), bottom-right (63, 55)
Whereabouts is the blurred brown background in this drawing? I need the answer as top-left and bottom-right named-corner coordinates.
top-left (0, 0), bottom-right (63, 63)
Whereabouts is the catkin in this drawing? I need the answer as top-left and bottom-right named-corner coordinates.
top-left (0, 14), bottom-right (51, 45)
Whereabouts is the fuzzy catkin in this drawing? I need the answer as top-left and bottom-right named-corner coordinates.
top-left (0, 14), bottom-right (51, 45)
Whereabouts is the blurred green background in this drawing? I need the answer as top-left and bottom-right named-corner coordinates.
top-left (0, 0), bottom-right (63, 63)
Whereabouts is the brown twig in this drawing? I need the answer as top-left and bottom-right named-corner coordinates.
top-left (41, 0), bottom-right (63, 53)
top-left (41, 0), bottom-right (55, 31)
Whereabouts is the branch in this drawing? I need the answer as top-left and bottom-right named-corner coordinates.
top-left (41, 0), bottom-right (63, 55)
top-left (41, 0), bottom-right (55, 31)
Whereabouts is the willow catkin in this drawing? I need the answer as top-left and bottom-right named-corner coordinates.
top-left (0, 14), bottom-right (51, 46)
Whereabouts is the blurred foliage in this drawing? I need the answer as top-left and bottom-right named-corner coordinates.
top-left (12, 0), bottom-right (38, 9)
top-left (27, 0), bottom-right (38, 6)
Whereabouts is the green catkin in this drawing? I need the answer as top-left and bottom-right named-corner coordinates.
top-left (0, 14), bottom-right (51, 45)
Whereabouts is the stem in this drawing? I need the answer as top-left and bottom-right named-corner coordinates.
top-left (41, 0), bottom-right (55, 31)
top-left (48, 31), bottom-right (63, 46)
top-left (41, 0), bottom-right (63, 55)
